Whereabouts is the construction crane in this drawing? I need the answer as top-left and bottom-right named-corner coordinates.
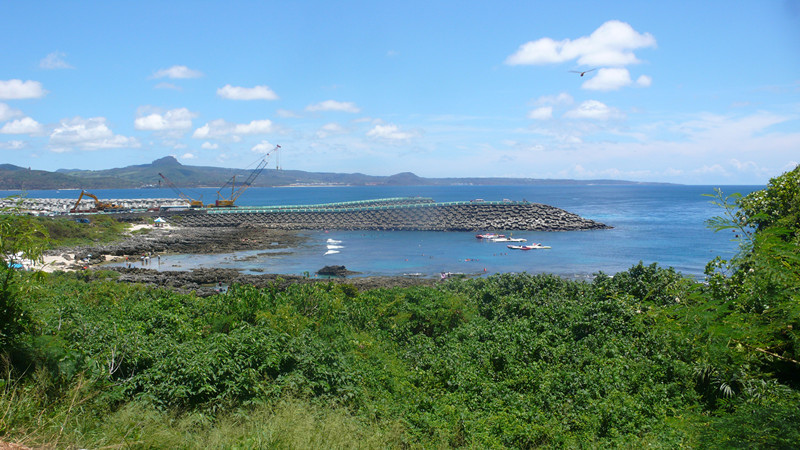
top-left (69, 190), bottom-right (122, 213)
top-left (158, 173), bottom-right (204, 208)
top-left (212, 145), bottom-right (281, 207)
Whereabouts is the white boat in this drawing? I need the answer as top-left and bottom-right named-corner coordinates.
top-left (326, 238), bottom-right (342, 244)
top-left (324, 250), bottom-right (340, 255)
top-left (490, 237), bottom-right (527, 242)
top-left (507, 244), bottom-right (551, 250)
top-left (476, 233), bottom-right (505, 239)
top-left (327, 245), bottom-right (344, 249)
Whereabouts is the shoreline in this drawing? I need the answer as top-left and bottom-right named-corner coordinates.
top-left (42, 223), bottom-right (438, 292)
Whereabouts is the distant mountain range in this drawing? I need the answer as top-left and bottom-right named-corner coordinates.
top-left (0, 156), bottom-right (668, 190)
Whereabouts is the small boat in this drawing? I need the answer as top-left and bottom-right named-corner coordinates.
top-left (327, 245), bottom-right (343, 249)
top-left (507, 244), bottom-right (551, 250)
top-left (324, 250), bottom-right (340, 255)
top-left (326, 238), bottom-right (342, 244)
top-left (490, 237), bottom-right (527, 242)
top-left (476, 233), bottom-right (505, 239)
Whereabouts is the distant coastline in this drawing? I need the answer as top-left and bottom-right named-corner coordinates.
top-left (0, 156), bottom-right (678, 191)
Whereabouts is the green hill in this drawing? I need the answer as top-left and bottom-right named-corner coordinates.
top-left (2, 156), bottom-right (667, 190)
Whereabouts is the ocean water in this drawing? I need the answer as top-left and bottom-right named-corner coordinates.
top-left (3, 184), bottom-right (760, 279)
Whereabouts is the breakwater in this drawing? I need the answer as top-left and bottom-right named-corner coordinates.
top-left (168, 199), bottom-right (609, 231)
top-left (3, 196), bottom-right (609, 231)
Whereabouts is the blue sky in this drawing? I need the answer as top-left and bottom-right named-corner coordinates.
top-left (1, 1), bottom-right (798, 184)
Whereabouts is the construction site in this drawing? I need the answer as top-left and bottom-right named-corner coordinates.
top-left (2, 144), bottom-right (609, 232)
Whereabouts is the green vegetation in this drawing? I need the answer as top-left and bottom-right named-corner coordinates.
top-left (2, 212), bottom-right (129, 250)
top-left (1, 167), bottom-right (799, 448)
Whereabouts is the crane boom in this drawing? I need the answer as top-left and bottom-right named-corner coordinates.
top-left (214, 145), bottom-right (280, 207)
top-left (158, 173), bottom-right (204, 207)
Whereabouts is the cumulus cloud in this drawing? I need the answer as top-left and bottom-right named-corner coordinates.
top-left (39, 51), bottom-right (74, 69)
top-left (582, 67), bottom-right (633, 91)
top-left (0, 117), bottom-right (43, 134)
top-left (217, 84), bottom-right (279, 100)
top-left (505, 20), bottom-right (656, 67)
top-left (0, 103), bottom-right (23, 121)
top-left (366, 124), bottom-right (416, 140)
top-left (50, 117), bottom-right (139, 150)
top-left (636, 75), bottom-right (652, 87)
top-left (252, 140), bottom-right (280, 154)
top-left (201, 141), bottom-right (219, 149)
top-left (564, 100), bottom-right (623, 120)
top-left (306, 100), bottom-right (360, 113)
top-left (180, 152), bottom-right (196, 160)
top-left (528, 106), bottom-right (553, 120)
top-left (0, 79), bottom-right (47, 99)
top-left (134, 107), bottom-right (196, 131)
top-left (192, 119), bottom-right (275, 139)
top-left (151, 65), bottom-right (203, 79)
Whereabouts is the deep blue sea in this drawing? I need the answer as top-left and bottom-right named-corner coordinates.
top-left (3, 184), bottom-right (761, 279)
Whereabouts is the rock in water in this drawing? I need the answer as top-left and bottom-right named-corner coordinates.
top-left (317, 265), bottom-right (351, 277)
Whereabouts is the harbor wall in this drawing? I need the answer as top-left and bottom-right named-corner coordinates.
top-left (2, 197), bottom-right (610, 232)
top-left (169, 202), bottom-right (609, 231)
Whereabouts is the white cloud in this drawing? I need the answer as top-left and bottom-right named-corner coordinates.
top-left (0, 79), bottom-right (47, 99)
top-left (0, 103), bottom-right (23, 121)
top-left (180, 152), bottom-right (196, 160)
top-left (528, 106), bottom-right (553, 120)
top-left (192, 119), bottom-right (275, 139)
top-left (0, 117), bottom-right (43, 134)
top-left (533, 92), bottom-right (574, 106)
top-left (252, 140), bottom-right (280, 154)
top-left (217, 84), bottom-right (279, 101)
top-left (39, 51), bottom-right (74, 69)
top-left (235, 119), bottom-right (274, 134)
top-left (636, 75), bottom-right (652, 87)
top-left (201, 142), bottom-right (219, 149)
top-left (134, 107), bottom-right (196, 131)
top-left (695, 164), bottom-right (727, 175)
top-left (50, 117), bottom-right (139, 150)
top-left (0, 140), bottom-right (25, 149)
top-left (317, 122), bottom-right (346, 138)
top-left (505, 20), bottom-right (656, 67)
top-left (366, 124), bottom-right (416, 140)
top-left (729, 159), bottom-right (760, 172)
top-left (306, 100), bottom-right (360, 113)
top-left (151, 65), bottom-right (203, 79)
top-left (564, 100), bottom-right (623, 120)
top-left (582, 67), bottom-right (632, 91)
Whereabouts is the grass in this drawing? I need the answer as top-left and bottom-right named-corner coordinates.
top-left (1, 376), bottom-right (415, 449)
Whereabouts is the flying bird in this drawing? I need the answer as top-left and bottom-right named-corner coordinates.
top-left (569, 68), bottom-right (597, 77)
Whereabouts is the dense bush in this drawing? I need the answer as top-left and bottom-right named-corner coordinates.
top-left (2, 167), bottom-right (800, 447)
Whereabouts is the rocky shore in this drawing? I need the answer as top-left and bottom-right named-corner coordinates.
top-left (110, 267), bottom-right (438, 296)
top-left (45, 225), bottom-right (437, 293)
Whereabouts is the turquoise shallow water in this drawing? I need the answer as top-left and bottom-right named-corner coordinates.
top-left (4, 184), bottom-right (760, 279)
